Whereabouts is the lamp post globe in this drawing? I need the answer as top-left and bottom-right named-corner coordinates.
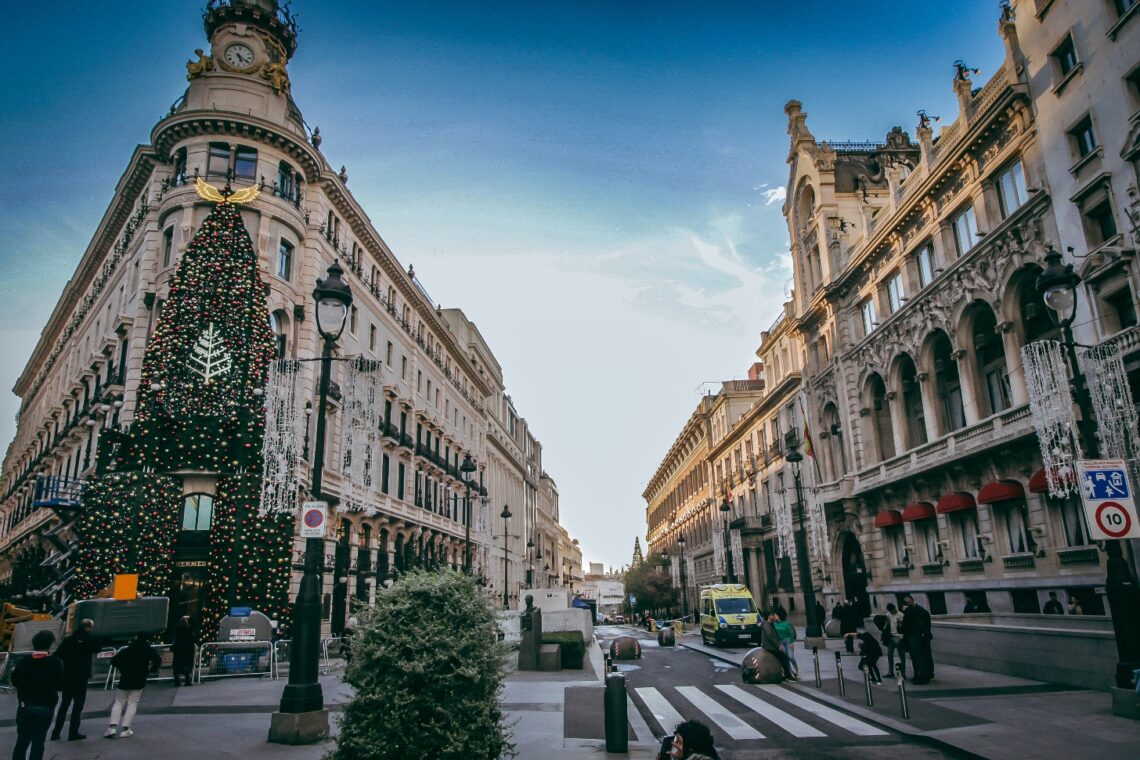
top-left (785, 441), bottom-right (822, 639)
top-left (313, 260), bottom-right (353, 340)
top-left (460, 453), bottom-right (477, 574)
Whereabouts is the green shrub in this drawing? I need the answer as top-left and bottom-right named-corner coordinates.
top-left (329, 570), bottom-right (514, 760)
top-left (542, 630), bottom-right (585, 669)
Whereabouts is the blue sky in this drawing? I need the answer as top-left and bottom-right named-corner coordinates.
top-left (0, 0), bottom-right (1008, 570)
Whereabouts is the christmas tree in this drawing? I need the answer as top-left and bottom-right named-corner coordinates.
top-left (75, 191), bottom-right (293, 640)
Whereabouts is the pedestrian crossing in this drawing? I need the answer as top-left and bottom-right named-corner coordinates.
top-left (632, 682), bottom-right (888, 744)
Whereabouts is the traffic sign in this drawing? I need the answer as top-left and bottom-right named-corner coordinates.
top-left (1076, 460), bottom-right (1140, 540)
top-left (300, 500), bottom-right (328, 538)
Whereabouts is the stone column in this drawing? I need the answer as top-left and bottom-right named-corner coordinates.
top-left (886, 391), bottom-right (907, 456)
top-left (954, 348), bottom-right (982, 425)
top-left (917, 372), bottom-right (943, 441)
top-left (998, 320), bottom-right (1026, 405)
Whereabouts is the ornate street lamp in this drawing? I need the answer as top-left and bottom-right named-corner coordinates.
top-left (526, 538), bottom-right (535, 587)
top-left (501, 504), bottom-right (512, 609)
top-left (786, 441), bottom-right (822, 639)
top-left (1036, 248), bottom-right (1140, 690)
top-left (720, 495), bottom-right (736, 584)
top-left (271, 261), bottom-right (352, 744)
top-left (461, 452), bottom-right (477, 573)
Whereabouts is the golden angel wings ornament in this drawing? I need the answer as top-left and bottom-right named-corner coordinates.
top-left (195, 176), bottom-right (260, 205)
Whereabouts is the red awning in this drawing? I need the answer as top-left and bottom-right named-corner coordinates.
top-left (901, 501), bottom-right (937, 522)
top-left (936, 492), bottom-right (977, 514)
top-left (977, 479), bottom-right (1026, 504)
top-left (873, 509), bottom-right (904, 528)
top-left (1028, 468), bottom-right (1075, 494)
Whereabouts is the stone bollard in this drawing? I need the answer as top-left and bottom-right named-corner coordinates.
top-left (604, 672), bottom-right (628, 753)
top-left (835, 651), bottom-right (846, 697)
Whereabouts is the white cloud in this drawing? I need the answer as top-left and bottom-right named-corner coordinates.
top-left (762, 186), bottom-right (787, 206)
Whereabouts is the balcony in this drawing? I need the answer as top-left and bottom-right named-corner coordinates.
top-left (1057, 546), bottom-right (1100, 566)
top-left (957, 558), bottom-right (985, 573)
top-left (920, 562), bottom-right (944, 576)
top-left (1001, 553), bottom-right (1036, 570)
top-left (891, 566), bottom-right (910, 578)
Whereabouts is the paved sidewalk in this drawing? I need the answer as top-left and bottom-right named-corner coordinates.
top-left (681, 634), bottom-right (1140, 760)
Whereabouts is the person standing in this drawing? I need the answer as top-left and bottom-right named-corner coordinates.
top-left (11, 630), bottom-right (64, 760)
top-left (813, 600), bottom-right (826, 630)
top-left (769, 597), bottom-right (787, 621)
top-left (51, 618), bottom-right (97, 741)
top-left (773, 611), bottom-right (798, 679)
top-left (171, 616), bottom-right (195, 687)
top-left (900, 595), bottom-right (934, 684)
top-left (1043, 592), bottom-right (1064, 615)
top-left (883, 602), bottom-right (905, 678)
top-left (104, 634), bottom-right (161, 739)
top-left (839, 599), bottom-right (860, 654)
top-left (760, 612), bottom-right (796, 681)
top-left (1067, 594), bottom-right (1083, 615)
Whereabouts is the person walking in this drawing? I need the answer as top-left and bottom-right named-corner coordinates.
top-left (51, 618), bottom-right (98, 741)
top-left (856, 630), bottom-right (884, 684)
top-left (760, 612), bottom-right (796, 681)
top-left (171, 616), bottom-right (195, 687)
top-left (773, 610), bottom-right (798, 679)
top-left (769, 597), bottom-right (787, 621)
top-left (667, 718), bottom-right (721, 759)
top-left (883, 602), bottom-right (905, 678)
top-left (104, 634), bottom-right (161, 739)
top-left (900, 595), bottom-right (934, 684)
top-left (1043, 592), bottom-right (1064, 615)
top-left (11, 630), bottom-right (64, 760)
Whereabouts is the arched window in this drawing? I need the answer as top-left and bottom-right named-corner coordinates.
top-left (269, 310), bottom-right (288, 359)
top-left (972, 305), bottom-right (1011, 415)
top-left (181, 493), bottom-right (213, 532)
top-left (797, 184), bottom-right (815, 234)
top-left (865, 373), bottom-right (895, 462)
top-left (930, 331), bottom-right (966, 432)
top-left (896, 354), bottom-right (928, 448)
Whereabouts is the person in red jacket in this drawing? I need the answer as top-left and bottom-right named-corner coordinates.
top-left (11, 630), bottom-right (64, 760)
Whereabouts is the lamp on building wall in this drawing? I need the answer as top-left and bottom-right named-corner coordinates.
top-left (785, 439), bottom-right (822, 639)
top-left (1036, 247), bottom-right (1140, 691)
top-left (271, 261), bottom-right (352, 744)
top-left (461, 452), bottom-right (477, 573)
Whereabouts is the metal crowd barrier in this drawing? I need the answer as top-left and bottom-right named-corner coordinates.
top-left (0, 652), bottom-right (15, 692)
top-left (91, 647), bottom-right (118, 689)
top-left (193, 641), bottom-right (277, 683)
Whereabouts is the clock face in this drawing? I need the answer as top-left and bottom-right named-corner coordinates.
top-left (223, 43), bottom-right (255, 69)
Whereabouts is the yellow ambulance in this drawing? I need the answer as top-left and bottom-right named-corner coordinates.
top-left (699, 584), bottom-right (761, 647)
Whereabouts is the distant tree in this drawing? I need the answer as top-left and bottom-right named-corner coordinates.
top-left (631, 537), bottom-right (645, 567)
top-left (622, 558), bottom-right (676, 618)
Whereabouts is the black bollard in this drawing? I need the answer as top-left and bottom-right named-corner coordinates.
top-left (896, 660), bottom-right (910, 719)
top-left (835, 651), bottom-right (846, 697)
top-left (604, 673), bottom-right (628, 752)
top-left (812, 646), bottom-right (821, 688)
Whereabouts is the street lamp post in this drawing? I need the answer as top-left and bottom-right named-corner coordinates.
top-left (526, 539), bottom-right (535, 587)
top-left (461, 453), bottom-right (477, 573)
top-left (270, 261), bottom-right (352, 744)
top-left (501, 504), bottom-right (512, 609)
top-left (1036, 249), bottom-right (1140, 690)
top-left (786, 442), bottom-right (823, 640)
top-left (677, 533), bottom-right (688, 621)
top-left (720, 496), bottom-right (736, 584)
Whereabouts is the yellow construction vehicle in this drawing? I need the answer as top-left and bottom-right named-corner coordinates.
top-left (0, 603), bottom-right (52, 652)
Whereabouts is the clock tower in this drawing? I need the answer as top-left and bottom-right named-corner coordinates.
top-left (182, 0), bottom-right (303, 131)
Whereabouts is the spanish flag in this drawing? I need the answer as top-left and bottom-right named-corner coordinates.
top-left (803, 423), bottom-right (815, 458)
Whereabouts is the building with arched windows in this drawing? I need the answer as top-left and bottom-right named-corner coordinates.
top-left (0, 0), bottom-right (580, 633)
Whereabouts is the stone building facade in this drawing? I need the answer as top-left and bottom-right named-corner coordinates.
top-left (0, 0), bottom-right (578, 632)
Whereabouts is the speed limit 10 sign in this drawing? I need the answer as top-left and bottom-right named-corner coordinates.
top-left (1076, 460), bottom-right (1140, 540)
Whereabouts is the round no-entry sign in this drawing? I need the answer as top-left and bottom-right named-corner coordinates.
top-left (1094, 501), bottom-right (1133, 539)
top-left (300, 500), bottom-right (327, 537)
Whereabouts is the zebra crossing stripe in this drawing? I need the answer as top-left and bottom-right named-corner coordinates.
top-left (627, 694), bottom-right (656, 744)
top-left (634, 687), bottom-right (685, 736)
top-left (675, 686), bottom-right (764, 740)
top-left (754, 685), bottom-right (889, 736)
top-left (715, 685), bottom-right (826, 738)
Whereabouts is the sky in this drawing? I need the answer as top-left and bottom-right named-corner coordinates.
top-left (0, 0), bottom-right (1009, 571)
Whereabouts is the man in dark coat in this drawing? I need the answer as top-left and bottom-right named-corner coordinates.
top-left (900, 594), bottom-right (934, 684)
top-left (1043, 591), bottom-right (1064, 615)
top-left (171, 616), bottom-right (195, 687)
top-left (105, 634), bottom-right (161, 738)
top-left (760, 612), bottom-right (796, 681)
top-left (839, 599), bottom-right (860, 653)
top-left (12, 630), bottom-right (64, 760)
top-left (51, 618), bottom-right (98, 741)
